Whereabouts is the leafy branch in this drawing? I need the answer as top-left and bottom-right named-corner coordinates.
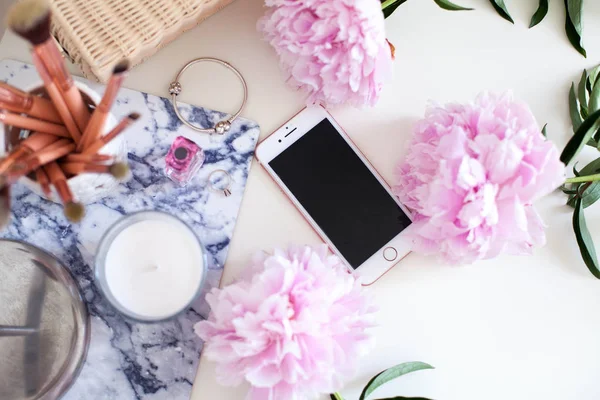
top-left (331, 362), bottom-right (435, 400)
top-left (381, 0), bottom-right (588, 57)
top-left (485, 0), bottom-right (587, 56)
top-left (561, 65), bottom-right (600, 278)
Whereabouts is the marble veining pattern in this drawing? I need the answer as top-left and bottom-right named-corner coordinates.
top-left (0, 59), bottom-right (260, 399)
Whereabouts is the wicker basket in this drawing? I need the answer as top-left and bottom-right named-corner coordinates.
top-left (50, 0), bottom-right (235, 83)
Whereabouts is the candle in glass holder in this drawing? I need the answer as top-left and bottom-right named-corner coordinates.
top-left (95, 211), bottom-right (207, 322)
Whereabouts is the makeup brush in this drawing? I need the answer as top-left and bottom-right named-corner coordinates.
top-left (31, 53), bottom-right (82, 143)
top-left (60, 161), bottom-right (129, 180)
top-left (0, 132), bottom-right (59, 174)
top-left (0, 184), bottom-right (11, 228)
top-left (0, 83), bottom-right (62, 123)
top-left (32, 138), bottom-right (72, 154)
top-left (63, 154), bottom-right (113, 163)
top-left (8, 140), bottom-right (75, 179)
top-left (0, 111), bottom-right (70, 137)
top-left (43, 162), bottom-right (84, 222)
top-left (78, 60), bottom-right (130, 151)
top-left (7, 0), bottom-right (89, 132)
top-left (34, 168), bottom-right (51, 198)
top-left (82, 112), bottom-right (140, 155)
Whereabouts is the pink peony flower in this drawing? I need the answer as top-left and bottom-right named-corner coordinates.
top-left (257, 0), bottom-right (392, 107)
top-left (394, 92), bottom-right (565, 264)
top-left (195, 245), bottom-right (377, 400)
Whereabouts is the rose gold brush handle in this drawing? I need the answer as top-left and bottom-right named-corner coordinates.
top-left (0, 111), bottom-right (71, 138)
top-left (7, 141), bottom-right (75, 179)
top-left (0, 83), bottom-right (32, 112)
top-left (31, 53), bottom-right (82, 143)
top-left (34, 41), bottom-right (90, 131)
top-left (78, 60), bottom-right (129, 151)
top-left (0, 83), bottom-right (62, 124)
top-left (0, 133), bottom-right (59, 174)
top-left (82, 112), bottom-right (140, 155)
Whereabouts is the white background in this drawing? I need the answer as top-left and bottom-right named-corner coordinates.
top-left (2, 0), bottom-right (600, 399)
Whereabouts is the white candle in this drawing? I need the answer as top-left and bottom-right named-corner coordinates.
top-left (101, 214), bottom-right (205, 321)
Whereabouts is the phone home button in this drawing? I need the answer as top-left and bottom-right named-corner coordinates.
top-left (383, 247), bottom-right (398, 262)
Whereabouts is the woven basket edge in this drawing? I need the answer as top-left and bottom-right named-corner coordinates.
top-left (51, 0), bottom-right (236, 82)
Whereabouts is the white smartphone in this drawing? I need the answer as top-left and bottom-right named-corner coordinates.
top-left (256, 106), bottom-right (413, 285)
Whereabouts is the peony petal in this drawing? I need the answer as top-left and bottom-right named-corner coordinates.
top-left (395, 91), bottom-right (563, 264)
top-left (246, 363), bottom-right (283, 388)
top-left (257, 0), bottom-right (391, 107)
top-left (196, 245), bottom-right (376, 399)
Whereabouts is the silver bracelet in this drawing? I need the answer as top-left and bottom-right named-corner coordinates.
top-left (168, 58), bottom-right (248, 135)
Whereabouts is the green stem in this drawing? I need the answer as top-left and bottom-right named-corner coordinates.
top-left (332, 393), bottom-right (344, 400)
top-left (566, 173), bottom-right (600, 184)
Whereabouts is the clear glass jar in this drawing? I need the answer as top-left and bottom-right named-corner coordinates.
top-left (94, 211), bottom-right (207, 323)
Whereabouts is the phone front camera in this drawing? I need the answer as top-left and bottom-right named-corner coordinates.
top-left (278, 139), bottom-right (282, 143)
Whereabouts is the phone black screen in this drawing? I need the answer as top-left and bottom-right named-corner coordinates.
top-left (269, 118), bottom-right (412, 268)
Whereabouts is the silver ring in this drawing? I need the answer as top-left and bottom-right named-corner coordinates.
top-left (168, 58), bottom-right (248, 135)
top-left (208, 169), bottom-right (233, 197)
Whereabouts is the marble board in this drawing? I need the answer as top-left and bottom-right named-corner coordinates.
top-left (0, 59), bottom-right (260, 399)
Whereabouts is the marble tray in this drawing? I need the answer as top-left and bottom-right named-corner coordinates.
top-left (0, 59), bottom-right (260, 399)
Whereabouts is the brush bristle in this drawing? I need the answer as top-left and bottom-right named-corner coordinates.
top-left (113, 60), bottom-right (130, 74)
top-left (64, 201), bottom-right (85, 222)
top-left (109, 162), bottom-right (129, 180)
top-left (7, 0), bottom-right (52, 45)
top-left (129, 112), bottom-right (141, 121)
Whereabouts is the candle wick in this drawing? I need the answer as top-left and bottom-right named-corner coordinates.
top-left (141, 264), bottom-right (159, 273)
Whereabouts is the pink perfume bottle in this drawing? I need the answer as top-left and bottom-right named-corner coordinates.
top-left (164, 136), bottom-right (205, 186)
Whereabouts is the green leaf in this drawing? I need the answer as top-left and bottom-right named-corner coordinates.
top-left (573, 164), bottom-right (581, 177)
top-left (579, 157), bottom-right (600, 176)
top-left (488, 0), bottom-right (514, 23)
top-left (360, 362), bottom-right (434, 400)
top-left (564, 0), bottom-right (586, 57)
top-left (573, 196), bottom-right (600, 279)
top-left (529, 0), bottom-right (549, 28)
top-left (560, 109), bottom-right (600, 165)
top-left (541, 123), bottom-right (548, 138)
top-left (578, 70), bottom-right (589, 115)
top-left (569, 83), bottom-right (583, 132)
top-left (589, 76), bottom-right (600, 114)
top-left (566, 181), bottom-right (600, 209)
top-left (582, 107), bottom-right (589, 120)
top-left (381, 0), bottom-right (409, 18)
top-left (580, 182), bottom-right (600, 208)
top-left (588, 66), bottom-right (600, 94)
top-left (594, 128), bottom-right (600, 144)
top-left (433, 0), bottom-right (473, 11)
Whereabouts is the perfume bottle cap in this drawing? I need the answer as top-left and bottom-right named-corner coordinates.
top-left (174, 147), bottom-right (188, 161)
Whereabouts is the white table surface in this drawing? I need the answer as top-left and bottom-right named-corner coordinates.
top-left (3, 0), bottom-right (600, 399)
